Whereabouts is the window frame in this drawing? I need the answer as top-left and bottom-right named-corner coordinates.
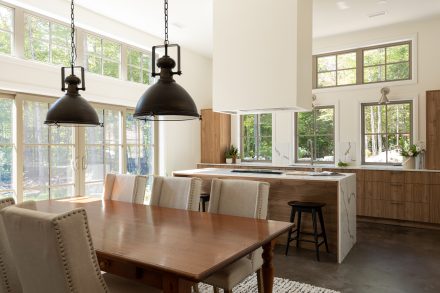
top-left (23, 13), bottom-right (72, 66)
top-left (85, 33), bottom-right (122, 78)
top-left (313, 41), bottom-right (412, 89)
top-left (0, 95), bottom-right (15, 199)
top-left (294, 106), bottom-right (336, 164)
top-left (126, 46), bottom-right (153, 85)
top-left (361, 100), bottom-right (413, 166)
top-left (0, 3), bottom-right (14, 56)
top-left (240, 113), bottom-right (272, 163)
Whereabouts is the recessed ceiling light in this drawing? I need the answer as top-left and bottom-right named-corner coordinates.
top-left (368, 11), bottom-right (387, 18)
top-left (336, 1), bottom-right (349, 10)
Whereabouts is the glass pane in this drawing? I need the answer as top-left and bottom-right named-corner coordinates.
top-left (142, 69), bottom-right (150, 85)
top-left (51, 23), bottom-right (70, 47)
top-left (387, 103), bottom-right (411, 134)
top-left (51, 45), bottom-right (70, 66)
top-left (126, 145), bottom-right (138, 174)
top-left (142, 54), bottom-right (150, 69)
top-left (364, 135), bottom-right (387, 163)
top-left (315, 136), bottom-right (334, 162)
top-left (23, 101), bottom-right (49, 144)
top-left (0, 31), bottom-right (11, 55)
top-left (363, 105), bottom-right (386, 134)
top-left (0, 146), bottom-right (13, 190)
top-left (139, 145), bottom-right (154, 175)
top-left (50, 146), bottom-right (74, 185)
top-left (386, 44), bottom-right (409, 63)
top-left (317, 55), bottom-right (336, 72)
top-left (128, 66), bottom-right (141, 83)
top-left (242, 115), bottom-right (255, 160)
top-left (87, 55), bottom-right (102, 74)
top-left (297, 112), bottom-right (314, 135)
top-left (259, 136), bottom-right (272, 160)
top-left (105, 110), bottom-right (120, 143)
top-left (337, 69), bottom-right (356, 85)
top-left (102, 40), bottom-right (120, 61)
top-left (85, 146), bottom-right (104, 182)
top-left (50, 125), bottom-right (73, 144)
top-left (126, 113), bottom-right (137, 144)
top-left (24, 15), bottom-right (50, 62)
top-left (363, 48), bottom-right (385, 66)
top-left (105, 146), bottom-right (120, 173)
top-left (297, 136), bottom-right (313, 161)
top-left (0, 191), bottom-right (14, 200)
top-left (103, 60), bottom-right (120, 78)
top-left (242, 136), bottom-right (255, 160)
top-left (85, 182), bottom-right (103, 198)
top-left (0, 5), bottom-right (13, 31)
top-left (24, 186), bottom-right (49, 201)
top-left (364, 65), bottom-right (386, 83)
top-left (389, 134), bottom-right (409, 164)
top-left (86, 109), bottom-right (104, 144)
top-left (141, 121), bottom-right (154, 145)
top-left (86, 35), bottom-right (101, 55)
top-left (24, 38), bottom-right (49, 62)
top-left (127, 49), bottom-right (141, 66)
top-left (337, 52), bottom-right (356, 69)
top-left (317, 71), bottom-right (336, 87)
top-left (0, 98), bottom-right (12, 144)
top-left (23, 146), bottom-right (49, 189)
top-left (50, 185), bottom-right (74, 199)
top-left (386, 62), bottom-right (410, 81)
top-left (316, 108), bottom-right (334, 135)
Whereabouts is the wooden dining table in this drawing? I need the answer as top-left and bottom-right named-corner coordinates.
top-left (27, 198), bottom-right (293, 293)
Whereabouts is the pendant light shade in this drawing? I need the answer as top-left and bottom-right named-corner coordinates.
top-left (44, 0), bottom-right (101, 127)
top-left (134, 0), bottom-right (199, 121)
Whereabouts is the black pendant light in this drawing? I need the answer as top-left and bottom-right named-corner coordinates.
top-left (134, 0), bottom-right (200, 121)
top-left (45, 0), bottom-right (101, 127)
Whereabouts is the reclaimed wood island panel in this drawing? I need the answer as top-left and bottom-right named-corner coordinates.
top-left (174, 168), bottom-right (357, 263)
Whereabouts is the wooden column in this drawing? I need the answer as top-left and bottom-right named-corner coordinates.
top-left (201, 109), bottom-right (231, 164)
top-left (426, 90), bottom-right (440, 169)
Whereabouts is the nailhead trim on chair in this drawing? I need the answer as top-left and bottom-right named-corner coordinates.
top-left (52, 209), bottom-right (109, 292)
top-left (0, 197), bottom-right (15, 293)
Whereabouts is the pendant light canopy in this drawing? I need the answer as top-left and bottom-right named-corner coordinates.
top-left (378, 87), bottom-right (390, 105)
top-left (45, 0), bottom-right (101, 127)
top-left (134, 0), bottom-right (200, 121)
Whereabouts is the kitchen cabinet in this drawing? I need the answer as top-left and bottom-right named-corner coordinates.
top-left (426, 90), bottom-right (440, 170)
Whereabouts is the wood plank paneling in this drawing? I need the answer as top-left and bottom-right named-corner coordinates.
top-left (430, 185), bottom-right (440, 224)
top-left (201, 109), bottom-right (231, 164)
top-left (426, 90), bottom-right (440, 169)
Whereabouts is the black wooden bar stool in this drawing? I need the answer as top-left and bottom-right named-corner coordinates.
top-left (199, 193), bottom-right (210, 212)
top-left (285, 201), bottom-right (329, 261)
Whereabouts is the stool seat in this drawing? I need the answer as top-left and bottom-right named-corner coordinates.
top-left (287, 201), bottom-right (326, 208)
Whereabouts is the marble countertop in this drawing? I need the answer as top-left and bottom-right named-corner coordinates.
top-left (174, 168), bottom-right (355, 182)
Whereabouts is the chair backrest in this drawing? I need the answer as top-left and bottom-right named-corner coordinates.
top-left (149, 176), bottom-right (202, 211)
top-left (208, 179), bottom-right (270, 219)
top-left (0, 205), bottom-right (108, 293)
top-left (103, 173), bottom-right (147, 204)
top-left (0, 198), bottom-right (22, 293)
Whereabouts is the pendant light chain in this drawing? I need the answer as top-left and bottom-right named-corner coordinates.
top-left (70, 0), bottom-right (77, 69)
top-left (164, 0), bottom-right (169, 55)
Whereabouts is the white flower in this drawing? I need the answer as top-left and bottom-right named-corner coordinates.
top-left (416, 146), bottom-right (421, 152)
top-left (408, 151), bottom-right (414, 157)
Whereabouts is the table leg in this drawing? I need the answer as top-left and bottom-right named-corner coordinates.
top-left (262, 240), bottom-right (275, 293)
top-left (162, 274), bottom-right (194, 293)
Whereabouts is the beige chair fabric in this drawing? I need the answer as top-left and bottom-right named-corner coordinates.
top-left (103, 173), bottom-right (147, 204)
top-left (204, 179), bottom-right (270, 291)
top-left (149, 176), bottom-right (202, 211)
top-left (0, 205), bottom-right (159, 293)
top-left (0, 198), bottom-right (22, 293)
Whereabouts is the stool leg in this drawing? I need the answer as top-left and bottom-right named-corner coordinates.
top-left (318, 207), bottom-right (329, 253)
top-left (312, 209), bottom-right (320, 261)
top-left (285, 207), bottom-right (296, 256)
top-left (296, 209), bottom-right (302, 249)
top-left (202, 199), bottom-right (206, 212)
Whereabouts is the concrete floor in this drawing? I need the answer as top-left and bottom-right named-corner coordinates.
top-left (274, 222), bottom-right (440, 293)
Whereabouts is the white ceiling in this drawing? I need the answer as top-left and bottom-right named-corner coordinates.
top-left (75, 0), bottom-right (440, 57)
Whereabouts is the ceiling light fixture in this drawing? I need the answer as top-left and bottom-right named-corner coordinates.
top-left (44, 0), bottom-right (101, 127)
top-left (134, 0), bottom-right (200, 121)
top-left (378, 87), bottom-right (390, 104)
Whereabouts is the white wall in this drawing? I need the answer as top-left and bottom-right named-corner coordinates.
top-left (232, 16), bottom-right (440, 166)
top-left (0, 0), bottom-right (213, 174)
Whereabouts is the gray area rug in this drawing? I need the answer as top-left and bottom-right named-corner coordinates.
top-left (197, 274), bottom-right (340, 293)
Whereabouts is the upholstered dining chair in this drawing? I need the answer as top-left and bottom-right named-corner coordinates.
top-left (103, 173), bottom-right (147, 204)
top-left (0, 204), bottom-right (160, 293)
top-left (0, 197), bottom-right (22, 293)
top-left (149, 176), bottom-right (202, 211)
top-left (203, 179), bottom-right (270, 293)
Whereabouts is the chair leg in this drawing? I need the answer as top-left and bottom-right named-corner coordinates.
top-left (318, 207), bottom-right (329, 253)
top-left (285, 207), bottom-right (296, 256)
top-left (296, 209), bottom-right (302, 249)
top-left (312, 209), bottom-right (320, 261)
top-left (257, 268), bottom-right (263, 293)
top-left (213, 286), bottom-right (220, 293)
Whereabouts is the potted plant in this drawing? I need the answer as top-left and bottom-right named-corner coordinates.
top-left (399, 141), bottom-right (425, 169)
top-left (229, 145), bottom-right (239, 163)
top-left (235, 153), bottom-right (241, 164)
top-left (225, 150), bottom-right (233, 164)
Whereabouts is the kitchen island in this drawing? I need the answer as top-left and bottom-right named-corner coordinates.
top-left (174, 168), bottom-right (356, 263)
